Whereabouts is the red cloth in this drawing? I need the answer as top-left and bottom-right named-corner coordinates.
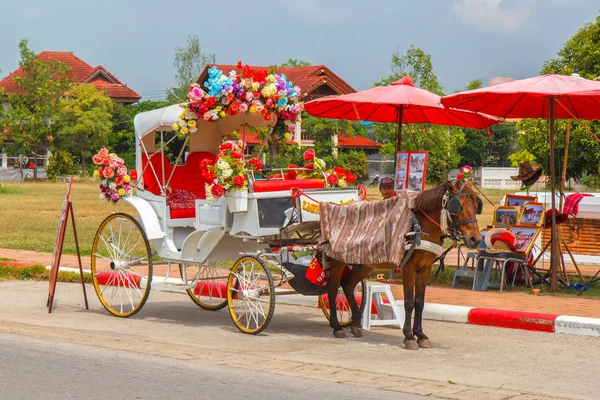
top-left (563, 193), bottom-right (592, 215)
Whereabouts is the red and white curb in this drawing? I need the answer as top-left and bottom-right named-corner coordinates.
top-left (42, 265), bottom-right (600, 338)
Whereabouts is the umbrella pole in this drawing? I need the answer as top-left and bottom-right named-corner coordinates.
top-left (549, 97), bottom-right (559, 292)
top-left (394, 106), bottom-right (404, 172)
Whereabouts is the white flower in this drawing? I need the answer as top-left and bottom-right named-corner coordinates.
top-left (99, 194), bottom-right (106, 200)
top-left (189, 127), bottom-right (197, 133)
top-left (221, 168), bottom-right (233, 178)
top-left (217, 159), bottom-right (230, 170)
top-left (185, 111), bottom-right (195, 120)
top-left (109, 182), bottom-right (117, 190)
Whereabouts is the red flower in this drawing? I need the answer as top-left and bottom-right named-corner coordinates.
top-left (248, 158), bottom-right (263, 171)
top-left (202, 170), bottom-right (216, 181)
top-left (219, 142), bottom-right (233, 151)
top-left (303, 149), bottom-right (315, 162)
top-left (333, 166), bottom-right (346, 177)
top-left (199, 158), bottom-right (214, 171)
top-left (287, 164), bottom-right (298, 179)
top-left (327, 174), bottom-right (338, 186)
top-left (233, 176), bottom-right (246, 187)
top-left (231, 151), bottom-right (243, 159)
top-left (456, 173), bottom-right (464, 180)
top-left (211, 184), bottom-right (225, 198)
top-left (304, 163), bottom-right (314, 169)
top-left (346, 172), bottom-right (356, 183)
top-left (130, 169), bottom-right (138, 181)
top-left (236, 61), bottom-right (243, 69)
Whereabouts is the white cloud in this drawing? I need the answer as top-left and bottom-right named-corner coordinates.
top-left (451, 0), bottom-right (528, 32)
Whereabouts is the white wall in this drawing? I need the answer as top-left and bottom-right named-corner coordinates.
top-left (448, 167), bottom-right (521, 189)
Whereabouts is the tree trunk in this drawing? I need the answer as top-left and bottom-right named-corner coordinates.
top-left (81, 151), bottom-right (87, 177)
top-left (33, 152), bottom-right (38, 180)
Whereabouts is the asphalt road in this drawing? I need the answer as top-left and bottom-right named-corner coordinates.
top-left (1, 281), bottom-right (599, 399)
top-left (0, 333), bottom-right (434, 400)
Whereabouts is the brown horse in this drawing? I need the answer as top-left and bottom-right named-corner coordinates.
top-left (325, 180), bottom-right (483, 349)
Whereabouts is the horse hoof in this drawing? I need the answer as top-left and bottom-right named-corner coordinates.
top-left (417, 338), bottom-right (432, 348)
top-left (333, 329), bottom-right (347, 339)
top-left (404, 339), bottom-right (419, 350)
top-left (350, 326), bottom-right (363, 338)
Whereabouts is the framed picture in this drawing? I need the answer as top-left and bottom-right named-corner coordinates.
top-left (519, 202), bottom-right (544, 225)
top-left (395, 152), bottom-right (408, 192)
top-left (511, 225), bottom-right (541, 254)
top-left (406, 151), bottom-right (428, 192)
top-left (505, 194), bottom-right (538, 208)
top-left (493, 206), bottom-right (519, 229)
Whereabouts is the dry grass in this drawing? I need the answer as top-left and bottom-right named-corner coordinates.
top-left (0, 180), bottom-right (135, 256)
top-left (0, 181), bottom-right (517, 257)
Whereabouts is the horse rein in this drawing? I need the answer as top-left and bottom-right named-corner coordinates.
top-left (418, 187), bottom-right (480, 240)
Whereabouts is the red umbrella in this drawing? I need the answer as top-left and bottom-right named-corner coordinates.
top-left (304, 76), bottom-right (500, 151)
top-left (442, 73), bottom-right (600, 291)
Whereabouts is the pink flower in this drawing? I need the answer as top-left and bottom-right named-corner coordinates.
top-left (92, 154), bottom-right (104, 165)
top-left (245, 92), bottom-right (254, 101)
top-left (238, 103), bottom-right (248, 112)
top-left (118, 166), bottom-right (127, 176)
top-left (189, 86), bottom-right (205, 102)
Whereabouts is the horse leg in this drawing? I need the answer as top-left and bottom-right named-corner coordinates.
top-left (413, 266), bottom-right (433, 349)
top-left (327, 259), bottom-right (346, 338)
top-left (341, 266), bottom-right (372, 338)
top-left (402, 264), bottom-right (419, 350)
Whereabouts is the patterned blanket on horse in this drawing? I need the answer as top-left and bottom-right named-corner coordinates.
top-left (318, 190), bottom-right (419, 266)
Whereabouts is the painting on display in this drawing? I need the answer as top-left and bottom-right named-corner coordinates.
top-left (395, 151), bottom-right (428, 192)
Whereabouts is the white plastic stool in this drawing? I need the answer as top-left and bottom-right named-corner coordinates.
top-left (361, 283), bottom-right (404, 330)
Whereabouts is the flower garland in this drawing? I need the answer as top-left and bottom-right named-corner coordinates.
top-left (456, 165), bottom-right (473, 182)
top-left (199, 140), bottom-right (263, 200)
top-left (173, 62), bottom-right (302, 138)
top-left (92, 148), bottom-right (136, 203)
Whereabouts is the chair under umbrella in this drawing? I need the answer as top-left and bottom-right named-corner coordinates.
top-left (442, 73), bottom-right (600, 291)
top-left (304, 76), bottom-right (500, 153)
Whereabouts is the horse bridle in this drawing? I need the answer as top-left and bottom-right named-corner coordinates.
top-left (440, 188), bottom-right (483, 240)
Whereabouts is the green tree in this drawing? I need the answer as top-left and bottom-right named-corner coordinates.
top-left (55, 84), bottom-right (114, 175)
top-left (375, 44), bottom-right (444, 95)
top-left (109, 100), bottom-right (170, 168)
top-left (541, 13), bottom-right (600, 78)
top-left (1, 39), bottom-right (71, 178)
top-left (465, 78), bottom-right (483, 91)
top-left (168, 35), bottom-right (215, 102)
top-left (278, 58), bottom-right (311, 68)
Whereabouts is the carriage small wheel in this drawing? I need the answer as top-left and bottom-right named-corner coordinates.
top-left (226, 256), bottom-right (275, 334)
top-left (91, 213), bottom-right (153, 317)
top-left (317, 279), bottom-right (366, 328)
top-left (180, 262), bottom-right (229, 311)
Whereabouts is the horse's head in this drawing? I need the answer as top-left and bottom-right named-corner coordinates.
top-left (444, 180), bottom-right (483, 248)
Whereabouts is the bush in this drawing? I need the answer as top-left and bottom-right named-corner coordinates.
top-left (579, 174), bottom-right (600, 190)
top-left (46, 150), bottom-right (76, 182)
top-left (336, 150), bottom-right (369, 182)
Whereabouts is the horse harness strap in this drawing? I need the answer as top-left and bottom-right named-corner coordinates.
top-left (398, 213), bottom-right (421, 270)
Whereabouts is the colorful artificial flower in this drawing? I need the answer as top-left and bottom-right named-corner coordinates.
top-left (92, 148), bottom-right (133, 204)
top-left (233, 175), bottom-right (246, 187)
top-left (211, 183), bottom-right (225, 198)
top-left (457, 165), bottom-right (473, 182)
top-left (327, 174), bottom-right (339, 186)
top-left (248, 158), bottom-right (263, 171)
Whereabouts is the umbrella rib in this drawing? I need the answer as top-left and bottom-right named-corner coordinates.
top-left (310, 101), bottom-right (354, 118)
top-left (361, 103), bottom-right (387, 122)
top-left (503, 93), bottom-right (527, 118)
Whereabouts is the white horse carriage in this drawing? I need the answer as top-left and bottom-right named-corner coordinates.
top-left (90, 101), bottom-right (365, 334)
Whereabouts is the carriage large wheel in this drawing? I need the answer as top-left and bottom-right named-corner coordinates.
top-left (180, 262), bottom-right (229, 311)
top-left (318, 279), bottom-right (366, 327)
top-left (227, 256), bottom-right (275, 335)
top-left (91, 213), bottom-right (153, 317)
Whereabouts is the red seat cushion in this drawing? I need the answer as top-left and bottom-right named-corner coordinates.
top-left (252, 179), bottom-right (325, 193)
top-left (169, 208), bottom-right (196, 219)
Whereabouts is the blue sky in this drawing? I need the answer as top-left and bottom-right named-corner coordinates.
top-left (1, 0), bottom-right (598, 100)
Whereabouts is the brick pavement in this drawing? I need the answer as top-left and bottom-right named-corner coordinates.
top-left (2, 247), bottom-right (600, 318)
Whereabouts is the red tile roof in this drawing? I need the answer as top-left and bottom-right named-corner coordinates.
top-left (196, 64), bottom-right (356, 99)
top-left (0, 51), bottom-right (140, 103)
top-left (338, 134), bottom-right (381, 148)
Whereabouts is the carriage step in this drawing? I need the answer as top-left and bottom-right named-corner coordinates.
top-left (361, 283), bottom-right (404, 330)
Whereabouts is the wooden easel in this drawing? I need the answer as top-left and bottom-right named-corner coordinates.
top-left (47, 176), bottom-right (88, 313)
